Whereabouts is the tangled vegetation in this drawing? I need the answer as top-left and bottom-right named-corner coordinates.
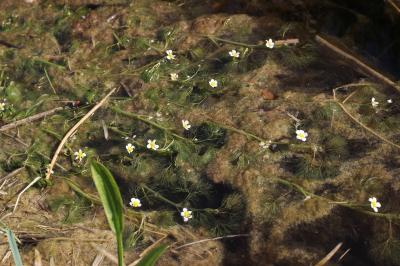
top-left (1, 0), bottom-right (400, 265)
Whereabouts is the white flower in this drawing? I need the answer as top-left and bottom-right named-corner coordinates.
top-left (180, 208), bottom-right (192, 222)
top-left (170, 73), bottom-right (179, 81)
top-left (209, 79), bottom-right (218, 88)
top-left (259, 141), bottom-right (271, 149)
top-left (229, 49), bottom-right (240, 58)
top-left (0, 102), bottom-right (5, 111)
top-left (147, 139), bottom-right (159, 150)
top-left (165, 50), bottom-right (176, 60)
top-left (387, 99), bottom-right (393, 104)
top-left (182, 120), bottom-right (191, 130)
top-left (126, 143), bottom-right (135, 154)
top-left (369, 197), bottom-right (381, 212)
top-left (296, 130), bottom-right (308, 142)
top-left (130, 198), bottom-right (141, 208)
top-left (265, 38), bottom-right (275, 49)
top-left (74, 149), bottom-right (86, 162)
top-left (371, 97), bottom-right (379, 108)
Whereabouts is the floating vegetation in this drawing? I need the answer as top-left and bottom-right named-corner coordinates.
top-left (1, 0), bottom-right (400, 265)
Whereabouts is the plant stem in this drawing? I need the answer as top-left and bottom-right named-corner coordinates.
top-left (271, 176), bottom-right (400, 221)
top-left (111, 106), bottom-right (189, 142)
top-left (141, 184), bottom-right (182, 208)
top-left (207, 121), bottom-right (313, 152)
top-left (205, 35), bottom-right (260, 48)
top-left (116, 233), bottom-right (124, 266)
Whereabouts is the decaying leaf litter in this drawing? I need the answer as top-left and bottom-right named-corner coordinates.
top-left (1, 0), bottom-right (400, 265)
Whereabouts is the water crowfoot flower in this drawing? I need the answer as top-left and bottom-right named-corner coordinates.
top-left (209, 79), bottom-right (218, 88)
top-left (371, 97), bottom-right (379, 108)
top-left (130, 197), bottom-right (142, 208)
top-left (229, 49), bottom-right (240, 58)
top-left (180, 208), bottom-right (192, 222)
top-left (265, 38), bottom-right (275, 49)
top-left (74, 149), bottom-right (86, 162)
top-left (165, 50), bottom-right (176, 60)
top-left (126, 143), bottom-right (135, 154)
top-left (259, 141), bottom-right (272, 149)
top-left (369, 197), bottom-right (381, 212)
top-left (182, 120), bottom-right (191, 130)
top-left (387, 99), bottom-right (393, 104)
top-left (296, 130), bottom-right (308, 142)
top-left (0, 101), bottom-right (6, 112)
top-left (147, 139), bottom-right (159, 150)
top-left (170, 73), bottom-right (179, 81)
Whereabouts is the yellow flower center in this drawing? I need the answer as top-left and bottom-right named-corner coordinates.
top-left (182, 210), bottom-right (190, 218)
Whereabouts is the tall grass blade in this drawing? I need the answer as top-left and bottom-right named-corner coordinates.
top-left (6, 229), bottom-right (23, 266)
top-left (90, 161), bottom-right (124, 266)
top-left (136, 244), bottom-right (168, 266)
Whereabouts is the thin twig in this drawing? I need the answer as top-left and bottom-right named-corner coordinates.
top-left (128, 235), bottom-right (169, 266)
top-left (338, 248), bottom-right (351, 262)
top-left (315, 35), bottom-right (400, 93)
top-left (315, 242), bottom-right (343, 266)
top-left (205, 35), bottom-right (299, 48)
top-left (44, 68), bottom-right (57, 94)
top-left (13, 176), bottom-right (42, 213)
top-left (335, 100), bottom-right (400, 149)
top-left (388, 0), bottom-right (400, 14)
top-left (90, 243), bottom-right (118, 264)
top-left (46, 88), bottom-right (117, 180)
top-left (0, 167), bottom-right (24, 183)
top-left (0, 107), bottom-right (64, 132)
top-left (272, 176), bottom-right (400, 221)
top-left (174, 234), bottom-right (249, 250)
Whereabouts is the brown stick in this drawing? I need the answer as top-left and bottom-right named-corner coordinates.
top-left (388, 0), bottom-right (400, 14)
top-left (0, 107), bottom-right (64, 132)
top-left (335, 100), bottom-right (400, 149)
top-left (275, 38), bottom-right (299, 46)
top-left (315, 35), bottom-right (400, 93)
top-left (46, 88), bottom-right (117, 180)
top-left (315, 242), bottom-right (343, 266)
top-left (0, 167), bottom-right (24, 183)
top-left (173, 234), bottom-right (249, 250)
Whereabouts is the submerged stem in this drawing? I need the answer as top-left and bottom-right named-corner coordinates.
top-left (271, 176), bottom-right (400, 221)
top-left (111, 106), bottom-right (189, 142)
top-left (141, 184), bottom-right (181, 208)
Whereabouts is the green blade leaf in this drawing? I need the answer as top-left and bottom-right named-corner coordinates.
top-left (6, 229), bottom-right (23, 266)
top-left (90, 161), bottom-right (124, 265)
top-left (136, 244), bottom-right (168, 266)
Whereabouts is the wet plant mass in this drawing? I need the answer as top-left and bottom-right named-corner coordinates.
top-left (1, 0), bottom-right (400, 265)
